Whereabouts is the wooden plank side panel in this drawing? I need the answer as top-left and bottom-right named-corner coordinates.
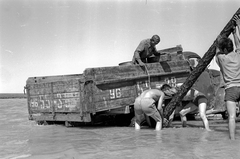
top-left (31, 113), bottom-right (91, 122)
top-left (53, 80), bottom-right (80, 93)
top-left (26, 74), bottom-right (84, 84)
top-left (29, 92), bottom-right (81, 113)
top-left (52, 92), bottom-right (80, 112)
top-left (28, 79), bottom-right (82, 114)
top-left (90, 72), bottom-right (189, 113)
top-left (147, 61), bottom-right (190, 74)
top-left (88, 80), bottom-right (136, 111)
top-left (93, 85), bottom-right (136, 102)
top-left (52, 80), bottom-right (81, 113)
top-left (94, 87), bottom-right (137, 111)
top-left (28, 83), bottom-right (52, 95)
top-left (108, 61), bottom-right (189, 81)
top-left (135, 73), bottom-right (189, 96)
top-left (84, 60), bottom-right (191, 83)
top-left (150, 73), bottom-right (190, 88)
top-left (160, 52), bottom-right (185, 62)
top-left (94, 97), bottom-right (135, 112)
top-left (158, 45), bottom-right (183, 54)
top-left (28, 80), bottom-right (79, 95)
top-left (29, 94), bottom-right (52, 113)
top-left (83, 81), bottom-right (95, 113)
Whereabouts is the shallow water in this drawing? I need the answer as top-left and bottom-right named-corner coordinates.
top-left (1, 99), bottom-right (240, 159)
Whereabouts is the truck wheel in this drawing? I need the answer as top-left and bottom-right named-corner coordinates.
top-left (115, 114), bottom-right (134, 126)
top-left (37, 120), bottom-right (49, 125)
top-left (221, 111), bottom-right (228, 120)
top-left (221, 109), bottom-right (239, 120)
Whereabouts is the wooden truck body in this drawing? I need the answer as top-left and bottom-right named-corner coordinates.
top-left (25, 45), bottom-right (225, 126)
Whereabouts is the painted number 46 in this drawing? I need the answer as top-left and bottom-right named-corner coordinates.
top-left (110, 88), bottom-right (121, 99)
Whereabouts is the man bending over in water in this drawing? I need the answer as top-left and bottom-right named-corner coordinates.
top-left (134, 88), bottom-right (165, 131)
top-left (161, 84), bottom-right (211, 131)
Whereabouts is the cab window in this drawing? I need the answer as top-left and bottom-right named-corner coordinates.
top-left (189, 58), bottom-right (199, 68)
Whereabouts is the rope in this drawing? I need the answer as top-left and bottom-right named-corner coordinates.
top-left (144, 64), bottom-right (151, 89)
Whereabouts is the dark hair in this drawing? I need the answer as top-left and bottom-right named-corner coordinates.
top-left (218, 37), bottom-right (234, 53)
top-left (160, 84), bottom-right (177, 97)
top-left (160, 83), bottom-right (171, 91)
top-left (151, 35), bottom-right (160, 43)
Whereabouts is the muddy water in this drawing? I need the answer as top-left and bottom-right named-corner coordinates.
top-left (1, 99), bottom-right (240, 159)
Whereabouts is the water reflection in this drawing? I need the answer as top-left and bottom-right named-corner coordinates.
top-left (155, 131), bottom-right (162, 142)
top-left (199, 130), bottom-right (209, 142)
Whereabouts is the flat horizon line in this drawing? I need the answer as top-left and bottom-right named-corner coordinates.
top-left (0, 93), bottom-right (26, 99)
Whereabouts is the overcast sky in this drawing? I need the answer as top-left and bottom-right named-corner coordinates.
top-left (0, 0), bottom-right (240, 93)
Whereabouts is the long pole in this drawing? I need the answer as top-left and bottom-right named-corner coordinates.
top-left (164, 8), bottom-right (240, 119)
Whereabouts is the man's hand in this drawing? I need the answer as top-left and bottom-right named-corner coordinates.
top-left (163, 118), bottom-right (169, 127)
top-left (233, 15), bottom-right (240, 26)
top-left (232, 26), bottom-right (236, 34)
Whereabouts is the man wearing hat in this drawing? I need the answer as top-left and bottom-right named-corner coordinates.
top-left (132, 35), bottom-right (166, 66)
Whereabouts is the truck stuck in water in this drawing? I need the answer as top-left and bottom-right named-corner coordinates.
top-left (25, 45), bottom-right (227, 127)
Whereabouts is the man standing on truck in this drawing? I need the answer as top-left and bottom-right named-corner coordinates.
top-left (160, 84), bottom-right (211, 131)
top-left (132, 35), bottom-right (166, 66)
top-left (134, 88), bottom-right (165, 131)
top-left (215, 15), bottom-right (240, 140)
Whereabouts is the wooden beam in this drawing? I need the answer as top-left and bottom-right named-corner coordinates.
top-left (164, 8), bottom-right (240, 119)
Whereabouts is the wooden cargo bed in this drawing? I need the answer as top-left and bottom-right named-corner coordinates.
top-left (26, 46), bottom-right (192, 125)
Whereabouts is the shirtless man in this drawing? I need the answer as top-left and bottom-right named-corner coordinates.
top-left (161, 84), bottom-right (211, 131)
top-left (134, 88), bottom-right (165, 130)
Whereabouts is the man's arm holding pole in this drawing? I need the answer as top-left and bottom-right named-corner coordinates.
top-left (164, 8), bottom-right (240, 119)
